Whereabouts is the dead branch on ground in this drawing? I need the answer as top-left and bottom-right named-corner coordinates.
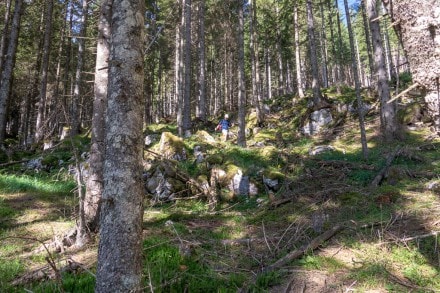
top-left (371, 146), bottom-right (402, 187)
top-left (264, 225), bottom-right (344, 272)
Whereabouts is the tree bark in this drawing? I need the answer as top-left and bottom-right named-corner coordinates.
top-left (196, 0), bottom-right (206, 122)
top-left (0, 0), bottom-right (12, 80)
top-left (176, 0), bottom-right (184, 136)
top-left (335, 0), bottom-right (346, 84)
top-left (275, 3), bottom-right (284, 96)
top-left (250, 0), bottom-right (263, 123)
top-left (361, 1), bottom-right (374, 85)
top-left (345, 0), bottom-right (368, 159)
top-left (182, 0), bottom-right (192, 137)
top-left (237, 0), bottom-right (246, 148)
top-left (366, 0), bottom-right (398, 141)
top-left (95, 0), bottom-right (145, 291)
top-left (0, 0), bottom-right (24, 145)
top-left (319, 1), bottom-right (329, 88)
top-left (70, 0), bottom-right (89, 136)
top-left (306, 0), bottom-right (322, 106)
top-left (294, 1), bottom-right (304, 99)
top-left (381, 0), bottom-right (440, 130)
top-left (35, 0), bottom-right (54, 143)
top-left (83, 0), bottom-right (112, 239)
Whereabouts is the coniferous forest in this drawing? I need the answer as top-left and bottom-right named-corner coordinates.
top-left (1, 0), bottom-right (440, 291)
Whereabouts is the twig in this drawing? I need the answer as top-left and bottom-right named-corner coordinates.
top-left (262, 221), bottom-right (273, 255)
top-left (375, 231), bottom-right (440, 246)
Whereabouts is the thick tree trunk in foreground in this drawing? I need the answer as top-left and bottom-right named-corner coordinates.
top-left (382, 0), bottom-right (440, 130)
top-left (0, 0), bottom-right (24, 145)
top-left (0, 0), bottom-right (12, 78)
top-left (83, 0), bottom-right (112, 238)
top-left (95, 0), bottom-right (145, 291)
top-left (366, 0), bottom-right (398, 141)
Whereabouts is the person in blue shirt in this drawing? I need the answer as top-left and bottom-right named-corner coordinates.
top-left (217, 114), bottom-right (231, 141)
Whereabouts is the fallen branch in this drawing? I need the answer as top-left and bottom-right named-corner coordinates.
top-left (311, 159), bottom-right (375, 170)
top-left (264, 225), bottom-right (344, 272)
top-left (387, 82), bottom-right (420, 104)
top-left (0, 159), bottom-right (30, 168)
top-left (371, 146), bottom-right (402, 187)
top-left (375, 231), bottom-right (440, 246)
top-left (386, 268), bottom-right (436, 292)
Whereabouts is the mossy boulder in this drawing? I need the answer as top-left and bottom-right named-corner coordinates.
top-left (246, 110), bottom-right (259, 129)
top-left (196, 130), bottom-right (216, 145)
top-left (254, 130), bottom-right (275, 143)
top-left (397, 102), bottom-right (427, 125)
top-left (260, 146), bottom-right (278, 159)
top-left (158, 132), bottom-right (187, 161)
top-left (206, 154), bottom-right (224, 165)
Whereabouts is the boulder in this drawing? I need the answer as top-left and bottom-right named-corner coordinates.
top-left (196, 130), bottom-right (216, 145)
top-left (309, 145), bottom-right (335, 156)
top-left (302, 108), bottom-right (333, 135)
top-left (193, 146), bottom-right (204, 164)
top-left (158, 132), bottom-right (187, 161)
top-left (145, 134), bottom-right (160, 146)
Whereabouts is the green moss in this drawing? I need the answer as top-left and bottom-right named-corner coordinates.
top-left (206, 154), bottom-right (224, 165)
top-left (41, 154), bottom-right (59, 168)
top-left (246, 110), bottom-right (259, 129)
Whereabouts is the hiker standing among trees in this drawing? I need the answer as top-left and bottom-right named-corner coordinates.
top-left (216, 114), bottom-right (231, 142)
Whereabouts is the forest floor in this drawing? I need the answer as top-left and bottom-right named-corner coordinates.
top-left (1, 92), bottom-right (440, 292)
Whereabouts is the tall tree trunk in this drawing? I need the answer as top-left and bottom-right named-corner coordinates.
top-left (294, 1), bottom-right (304, 99)
top-left (237, 0), bottom-right (246, 147)
top-left (58, 0), bottom-right (74, 138)
top-left (35, 0), bottom-right (54, 143)
top-left (319, 1), bottom-right (329, 88)
top-left (0, 0), bottom-right (23, 145)
top-left (381, 4), bottom-right (396, 80)
top-left (327, 0), bottom-right (338, 84)
top-left (275, 3), bottom-right (284, 96)
top-left (83, 0), bottom-right (112, 241)
top-left (366, 0), bottom-right (398, 141)
top-left (70, 0), bottom-right (89, 136)
top-left (0, 0), bottom-right (12, 80)
top-left (95, 0), bottom-right (145, 291)
top-left (48, 1), bottom-right (69, 141)
top-left (196, 0), bottom-right (206, 122)
top-left (182, 0), bottom-right (192, 137)
top-left (335, 0), bottom-right (346, 84)
top-left (361, 1), bottom-right (374, 85)
top-left (19, 9), bottom-right (45, 146)
top-left (250, 0), bottom-right (263, 123)
top-left (345, 0), bottom-right (368, 159)
top-left (306, 0), bottom-right (322, 106)
top-left (265, 46), bottom-right (272, 101)
top-left (176, 0), bottom-right (184, 136)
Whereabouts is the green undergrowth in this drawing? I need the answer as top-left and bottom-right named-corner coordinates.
top-left (0, 173), bottom-right (75, 195)
top-left (2, 93), bottom-right (440, 292)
